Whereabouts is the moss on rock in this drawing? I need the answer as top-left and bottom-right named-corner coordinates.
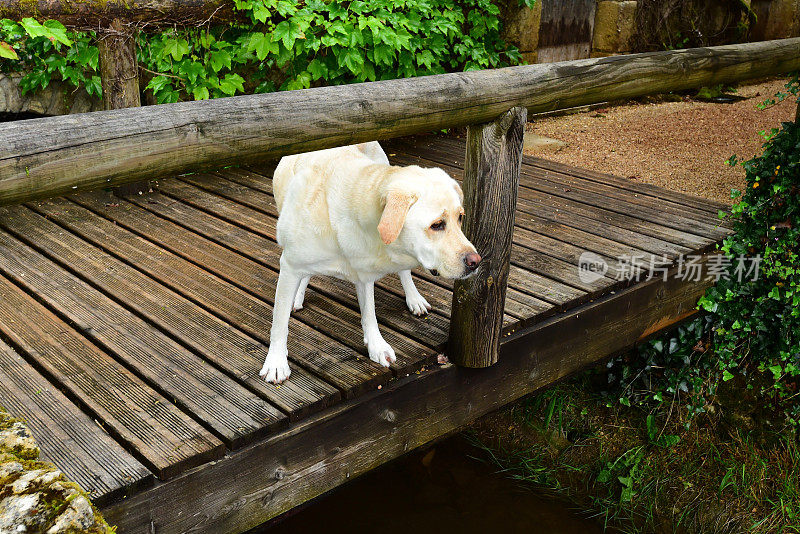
top-left (0, 408), bottom-right (114, 534)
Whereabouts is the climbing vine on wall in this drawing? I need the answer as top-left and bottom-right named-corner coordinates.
top-left (0, 0), bottom-right (529, 105)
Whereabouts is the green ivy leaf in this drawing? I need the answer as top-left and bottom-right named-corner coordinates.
top-left (219, 72), bottom-right (245, 95)
top-left (0, 41), bottom-right (19, 59)
top-left (145, 75), bottom-right (172, 94)
top-left (192, 85), bottom-right (210, 100)
top-left (209, 49), bottom-right (232, 72)
top-left (163, 38), bottom-right (190, 61)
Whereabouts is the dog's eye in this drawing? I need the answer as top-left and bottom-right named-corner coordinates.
top-left (458, 213), bottom-right (463, 224)
top-left (430, 220), bottom-right (446, 231)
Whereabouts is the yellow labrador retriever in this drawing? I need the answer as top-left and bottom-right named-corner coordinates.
top-left (260, 141), bottom-right (480, 383)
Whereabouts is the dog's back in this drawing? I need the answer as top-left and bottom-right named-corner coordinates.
top-left (273, 142), bottom-right (388, 214)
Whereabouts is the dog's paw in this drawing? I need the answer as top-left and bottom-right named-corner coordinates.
top-left (406, 293), bottom-right (431, 316)
top-left (260, 348), bottom-right (291, 384)
top-left (292, 294), bottom-right (305, 312)
top-left (367, 339), bottom-right (396, 367)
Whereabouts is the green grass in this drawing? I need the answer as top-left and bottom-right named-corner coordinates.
top-left (469, 374), bottom-right (800, 533)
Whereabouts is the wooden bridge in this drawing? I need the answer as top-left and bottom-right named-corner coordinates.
top-left (0, 38), bottom-right (797, 533)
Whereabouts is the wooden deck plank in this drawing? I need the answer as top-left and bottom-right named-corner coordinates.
top-left (0, 204), bottom-right (345, 413)
top-left (0, 339), bottom-right (153, 504)
top-left (0, 266), bottom-right (224, 479)
top-left (0, 227), bottom-right (287, 448)
top-left (523, 157), bottom-right (730, 215)
top-left (214, 167), bottom-right (552, 319)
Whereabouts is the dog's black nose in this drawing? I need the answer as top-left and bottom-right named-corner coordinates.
top-left (463, 252), bottom-right (481, 271)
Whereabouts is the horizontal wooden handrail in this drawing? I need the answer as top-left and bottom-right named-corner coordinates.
top-left (0, 37), bottom-right (798, 206)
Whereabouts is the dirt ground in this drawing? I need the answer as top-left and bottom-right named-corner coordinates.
top-left (525, 78), bottom-right (797, 205)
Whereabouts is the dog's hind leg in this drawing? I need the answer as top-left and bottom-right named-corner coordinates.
top-left (399, 270), bottom-right (431, 316)
top-left (356, 281), bottom-right (396, 367)
top-left (293, 276), bottom-right (310, 311)
top-left (261, 255), bottom-right (303, 383)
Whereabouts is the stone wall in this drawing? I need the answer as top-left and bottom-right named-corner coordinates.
top-left (0, 410), bottom-right (112, 534)
top-left (502, 0), bottom-right (800, 62)
top-left (0, 74), bottom-right (101, 117)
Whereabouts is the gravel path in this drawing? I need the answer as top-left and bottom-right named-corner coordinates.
top-left (526, 78), bottom-right (797, 205)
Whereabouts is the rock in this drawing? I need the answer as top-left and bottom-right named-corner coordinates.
top-left (592, 1), bottom-right (637, 55)
top-left (0, 493), bottom-right (46, 532)
top-left (47, 496), bottom-right (95, 534)
top-left (523, 132), bottom-right (567, 152)
top-left (0, 422), bottom-right (39, 461)
top-left (0, 409), bottom-right (112, 533)
top-left (0, 461), bottom-right (24, 485)
top-left (502, 1), bottom-right (543, 57)
top-left (0, 73), bottom-right (102, 117)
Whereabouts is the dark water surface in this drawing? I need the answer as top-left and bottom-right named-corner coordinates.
top-left (255, 435), bottom-right (605, 534)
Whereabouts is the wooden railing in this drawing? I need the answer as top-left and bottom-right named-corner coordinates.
top-left (0, 38), bottom-right (798, 367)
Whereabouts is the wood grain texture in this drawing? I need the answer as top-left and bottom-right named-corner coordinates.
top-left (0, 0), bottom-right (240, 29)
top-left (0, 227), bottom-right (287, 448)
top-left (449, 107), bottom-right (527, 367)
top-left (0, 204), bottom-right (342, 414)
top-left (0, 338), bottom-right (153, 504)
top-left (0, 268), bottom-right (224, 479)
top-left (103, 256), bottom-right (715, 533)
top-left (1, 39), bottom-right (799, 205)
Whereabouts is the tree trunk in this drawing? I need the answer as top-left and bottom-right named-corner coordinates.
top-left (448, 106), bottom-right (527, 368)
top-left (98, 20), bottom-right (150, 196)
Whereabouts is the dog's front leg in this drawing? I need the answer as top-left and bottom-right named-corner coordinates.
top-left (398, 270), bottom-right (431, 316)
top-left (261, 256), bottom-right (302, 383)
top-left (355, 281), bottom-right (396, 367)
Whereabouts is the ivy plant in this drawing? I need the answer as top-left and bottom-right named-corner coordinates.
top-left (1, 0), bottom-right (529, 105)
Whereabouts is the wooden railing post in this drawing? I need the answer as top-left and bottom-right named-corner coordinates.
top-left (97, 19), bottom-right (150, 196)
top-left (448, 106), bottom-right (527, 367)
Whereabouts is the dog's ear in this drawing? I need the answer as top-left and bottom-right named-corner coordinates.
top-left (453, 181), bottom-right (464, 203)
top-left (378, 190), bottom-right (417, 245)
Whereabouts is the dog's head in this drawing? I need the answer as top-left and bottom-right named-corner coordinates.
top-left (378, 166), bottom-right (480, 279)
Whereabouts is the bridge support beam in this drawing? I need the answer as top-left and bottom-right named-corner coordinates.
top-left (448, 106), bottom-right (527, 367)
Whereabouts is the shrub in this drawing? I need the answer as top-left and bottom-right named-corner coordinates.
top-left (699, 116), bottom-right (800, 425)
top-left (0, 0), bottom-right (529, 105)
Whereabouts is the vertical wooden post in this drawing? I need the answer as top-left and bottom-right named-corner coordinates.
top-left (448, 106), bottom-right (527, 368)
top-left (97, 19), bottom-right (150, 196)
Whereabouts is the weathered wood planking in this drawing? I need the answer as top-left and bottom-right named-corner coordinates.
top-left (1, 204), bottom-right (344, 411)
top-left (0, 0), bottom-right (243, 28)
top-left (0, 339), bottom-right (153, 504)
top-left (103, 256), bottom-right (715, 533)
top-left (0, 227), bottom-right (287, 448)
top-left (0, 260), bottom-right (224, 479)
top-left (1, 39), bottom-right (799, 205)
